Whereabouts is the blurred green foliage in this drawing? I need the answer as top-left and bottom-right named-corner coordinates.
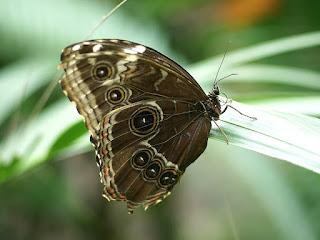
top-left (0, 0), bottom-right (320, 239)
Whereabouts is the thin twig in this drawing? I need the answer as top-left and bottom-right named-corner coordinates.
top-left (84, 0), bottom-right (128, 40)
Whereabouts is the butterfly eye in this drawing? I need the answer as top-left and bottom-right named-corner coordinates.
top-left (131, 150), bottom-right (152, 169)
top-left (130, 108), bottom-right (158, 136)
top-left (158, 170), bottom-right (179, 188)
top-left (106, 87), bottom-right (125, 104)
top-left (212, 85), bottom-right (220, 95)
top-left (144, 161), bottom-right (162, 180)
top-left (92, 63), bottom-right (112, 81)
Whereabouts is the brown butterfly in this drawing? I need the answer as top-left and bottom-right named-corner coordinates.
top-left (58, 39), bottom-right (224, 213)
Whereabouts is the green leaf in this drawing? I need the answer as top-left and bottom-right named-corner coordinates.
top-left (249, 96), bottom-right (320, 115)
top-left (190, 31), bottom-right (320, 87)
top-left (210, 100), bottom-right (320, 173)
top-left (49, 121), bottom-right (88, 158)
top-left (228, 64), bottom-right (320, 90)
top-left (0, 99), bottom-right (90, 181)
top-left (0, 58), bottom-right (57, 125)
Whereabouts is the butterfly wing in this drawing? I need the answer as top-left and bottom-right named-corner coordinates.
top-left (58, 39), bottom-right (208, 139)
top-left (59, 39), bottom-right (213, 212)
top-left (97, 99), bottom-right (211, 213)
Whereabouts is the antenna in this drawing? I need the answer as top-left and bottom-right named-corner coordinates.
top-left (212, 41), bottom-right (232, 91)
top-left (215, 73), bottom-right (237, 86)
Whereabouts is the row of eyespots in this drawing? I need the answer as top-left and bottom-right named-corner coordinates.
top-left (92, 62), bottom-right (159, 137)
top-left (131, 149), bottom-right (179, 188)
top-left (92, 62), bottom-right (127, 110)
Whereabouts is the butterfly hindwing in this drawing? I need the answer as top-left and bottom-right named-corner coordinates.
top-left (96, 99), bottom-right (211, 212)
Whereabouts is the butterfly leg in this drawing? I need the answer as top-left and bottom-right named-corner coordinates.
top-left (213, 120), bottom-right (229, 145)
top-left (222, 99), bottom-right (257, 120)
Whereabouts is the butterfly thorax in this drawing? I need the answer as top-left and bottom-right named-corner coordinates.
top-left (206, 92), bottom-right (221, 120)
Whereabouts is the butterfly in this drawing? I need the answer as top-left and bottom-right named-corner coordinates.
top-left (58, 39), bottom-right (224, 213)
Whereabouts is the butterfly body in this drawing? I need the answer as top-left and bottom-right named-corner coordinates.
top-left (59, 39), bottom-right (221, 213)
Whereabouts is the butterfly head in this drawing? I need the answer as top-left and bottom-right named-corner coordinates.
top-left (212, 84), bottom-right (220, 96)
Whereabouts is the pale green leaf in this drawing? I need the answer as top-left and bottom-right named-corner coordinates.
top-left (210, 100), bottom-right (320, 173)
